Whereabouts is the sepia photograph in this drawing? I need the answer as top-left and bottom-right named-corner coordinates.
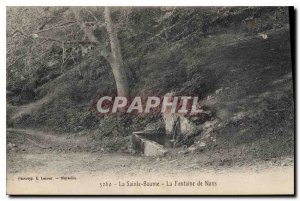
top-left (6, 6), bottom-right (295, 195)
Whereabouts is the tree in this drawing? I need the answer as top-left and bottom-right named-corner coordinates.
top-left (7, 7), bottom-right (130, 98)
top-left (104, 7), bottom-right (129, 97)
top-left (72, 7), bottom-right (129, 97)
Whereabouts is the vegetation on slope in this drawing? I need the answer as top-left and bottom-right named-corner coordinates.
top-left (7, 7), bottom-right (293, 157)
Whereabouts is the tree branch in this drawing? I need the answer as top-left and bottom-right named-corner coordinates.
top-left (72, 7), bottom-right (99, 44)
top-left (34, 21), bottom-right (77, 34)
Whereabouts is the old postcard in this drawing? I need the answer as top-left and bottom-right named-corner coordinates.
top-left (6, 6), bottom-right (295, 195)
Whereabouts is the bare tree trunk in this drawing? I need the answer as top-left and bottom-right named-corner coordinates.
top-left (104, 7), bottom-right (129, 97)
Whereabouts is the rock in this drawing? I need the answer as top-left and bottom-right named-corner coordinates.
top-left (215, 88), bottom-right (223, 94)
top-left (187, 147), bottom-right (196, 153)
top-left (193, 142), bottom-right (206, 151)
top-left (203, 95), bottom-right (218, 106)
top-left (258, 33), bottom-right (268, 39)
top-left (179, 116), bottom-right (195, 134)
top-left (178, 150), bottom-right (189, 156)
top-left (162, 92), bottom-right (195, 137)
top-left (7, 142), bottom-right (16, 149)
top-left (232, 112), bottom-right (246, 122)
top-left (203, 119), bottom-right (218, 129)
top-left (199, 142), bottom-right (206, 147)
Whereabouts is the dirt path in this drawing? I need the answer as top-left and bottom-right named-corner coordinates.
top-left (7, 128), bottom-right (294, 174)
top-left (11, 95), bottom-right (52, 120)
top-left (7, 128), bottom-right (90, 153)
top-left (6, 128), bottom-right (294, 194)
top-left (6, 147), bottom-right (294, 195)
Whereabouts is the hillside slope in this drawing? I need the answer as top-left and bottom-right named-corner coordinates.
top-left (7, 7), bottom-right (294, 159)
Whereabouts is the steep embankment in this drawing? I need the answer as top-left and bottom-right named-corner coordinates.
top-left (199, 28), bottom-right (294, 158)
